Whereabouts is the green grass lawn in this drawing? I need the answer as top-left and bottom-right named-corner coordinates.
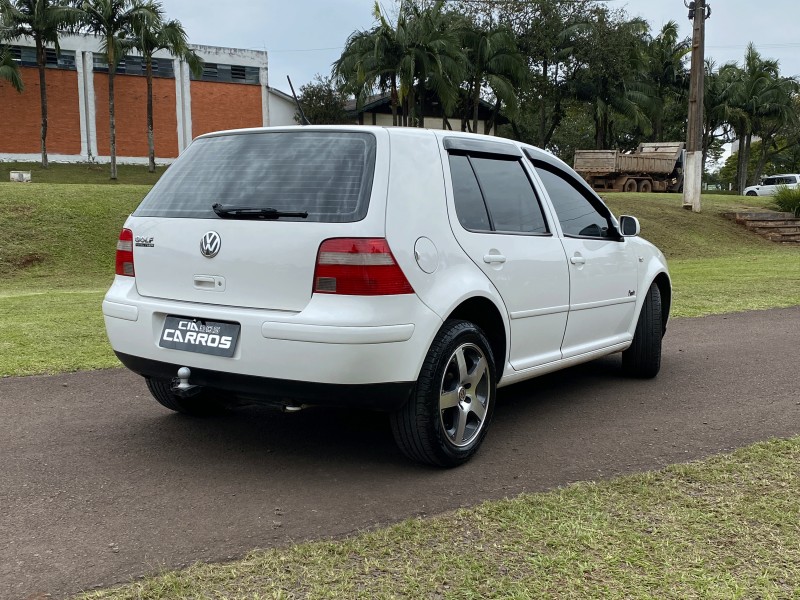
top-left (602, 192), bottom-right (800, 318)
top-left (0, 161), bottom-right (166, 186)
top-left (79, 437), bottom-right (800, 599)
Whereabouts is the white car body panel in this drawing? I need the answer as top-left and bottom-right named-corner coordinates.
top-left (558, 236), bottom-right (637, 358)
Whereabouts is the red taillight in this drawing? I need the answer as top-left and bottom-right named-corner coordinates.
top-left (115, 228), bottom-right (135, 277)
top-left (314, 238), bottom-right (414, 296)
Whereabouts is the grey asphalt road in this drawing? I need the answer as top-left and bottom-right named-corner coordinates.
top-left (2, 307), bottom-right (799, 599)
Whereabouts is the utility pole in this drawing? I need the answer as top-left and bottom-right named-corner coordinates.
top-left (683, 0), bottom-right (711, 212)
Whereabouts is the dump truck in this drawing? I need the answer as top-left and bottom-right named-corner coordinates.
top-left (574, 142), bottom-right (685, 193)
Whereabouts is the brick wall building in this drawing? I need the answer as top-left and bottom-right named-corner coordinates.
top-left (0, 34), bottom-right (297, 164)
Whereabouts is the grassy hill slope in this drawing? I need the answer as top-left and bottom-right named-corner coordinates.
top-left (1, 185), bottom-right (798, 376)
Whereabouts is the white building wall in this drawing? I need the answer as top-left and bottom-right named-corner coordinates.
top-left (268, 92), bottom-right (298, 126)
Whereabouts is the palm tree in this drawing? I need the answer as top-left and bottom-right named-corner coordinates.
top-left (701, 59), bottom-right (736, 175)
top-left (0, 45), bottom-right (24, 90)
top-left (399, 0), bottom-right (464, 128)
top-left (460, 21), bottom-right (526, 134)
top-left (79, 0), bottom-right (157, 179)
top-left (642, 21), bottom-right (690, 141)
top-left (128, 1), bottom-right (201, 172)
top-left (725, 44), bottom-right (796, 192)
top-left (333, 1), bottom-right (405, 126)
top-left (0, 0), bottom-right (81, 167)
top-left (335, 0), bottom-right (463, 129)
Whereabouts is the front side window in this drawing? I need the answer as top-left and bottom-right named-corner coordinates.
top-left (448, 154), bottom-right (548, 235)
top-left (534, 165), bottom-right (612, 238)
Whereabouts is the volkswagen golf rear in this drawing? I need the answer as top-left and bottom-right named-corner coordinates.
top-left (104, 128), bottom-right (443, 415)
top-left (104, 125), bottom-right (670, 467)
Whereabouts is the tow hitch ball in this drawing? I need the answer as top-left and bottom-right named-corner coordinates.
top-left (172, 367), bottom-right (202, 398)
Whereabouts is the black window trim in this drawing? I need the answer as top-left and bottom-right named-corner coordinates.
top-left (447, 149), bottom-right (552, 238)
top-left (527, 154), bottom-right (623, 242)
top-left (443, 136), bottom-right (523, 158)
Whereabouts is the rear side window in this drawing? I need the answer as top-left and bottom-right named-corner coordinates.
top-left (134, 132), bottom-right (376, 222)
top-left (448, 154), bottom-right (548, 234)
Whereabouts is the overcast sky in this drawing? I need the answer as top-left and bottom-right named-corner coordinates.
top-left (158, 0), bottom-right (800, 91)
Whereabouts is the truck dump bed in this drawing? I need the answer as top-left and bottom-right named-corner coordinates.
top-left (574, 142), bottom-right (685, 176)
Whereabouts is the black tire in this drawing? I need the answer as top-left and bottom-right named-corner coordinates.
top-left (145, 377), bottom-right (227, 416)
top-left (622, 283), bottom-right (663, 378)
top-left (391, 320), bottom-right (497, 467)
top-left (746, 191), bottom-right (758, 196)
top-left (638, 179), bottom-right (653, 193)
top-left (623, 179), bottom-right (638, 193)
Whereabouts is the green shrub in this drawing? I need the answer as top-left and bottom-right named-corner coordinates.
top-left (773, 186), bottom-right (800, 216)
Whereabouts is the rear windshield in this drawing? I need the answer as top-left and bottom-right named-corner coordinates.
top-left (134, 131), bottom-right (377, 222)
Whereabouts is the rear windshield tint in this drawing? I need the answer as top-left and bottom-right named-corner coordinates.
top-left (134, 131), bottom-right (377, 222)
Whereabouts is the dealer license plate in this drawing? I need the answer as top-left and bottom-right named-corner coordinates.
top-left (159, 316), bottom-right (240, 358)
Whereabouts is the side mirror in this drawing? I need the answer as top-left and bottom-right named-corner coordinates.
top-left (619, 215), bottom-right (640, 237)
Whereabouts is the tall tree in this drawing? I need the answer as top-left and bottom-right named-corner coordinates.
top-left (726, 44), bottom-right (796, 191)
top-left (79, 0), bottom-right (157, 179)
top-left (333, 1), bottom-right (405, 126)
top-left (453, 0), bottom-right (593, 147)
top-left (128, 0), bottom-right (201, 172)
top-left (0, 0), bottom-right (81, 167)
top-left (459, 20), bottom-right (526, 134)
top-left (642, 21), bottom-right (690, 142)
top-left (397, 0), bottom-right (464, 128)
top-left (334, 0), bottom-right (464, 129)
top-left (296, 74), bottom-right (352, 125)
top-left (572, 7), bottom-right (651, 149)
top-left (701, 60), bottom-right (736, 175)
top-left (0, 45), bottom-right (24, 90)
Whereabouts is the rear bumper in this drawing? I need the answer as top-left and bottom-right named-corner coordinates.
top-left (103, 276), bottom-right (443, 391)
top-left (116, 352), bottom-right (414, 410)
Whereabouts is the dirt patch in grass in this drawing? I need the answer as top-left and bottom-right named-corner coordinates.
top-left (9, 252), bottom-right (47, 270)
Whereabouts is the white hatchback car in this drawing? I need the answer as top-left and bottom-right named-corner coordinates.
top-left (743, 174), bottom-right (800, 196)
top-left (103, 126), bottom-right (671, 467)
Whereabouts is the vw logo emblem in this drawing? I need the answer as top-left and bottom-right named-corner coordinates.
top-left (200, 231), bottom-right (221, 258)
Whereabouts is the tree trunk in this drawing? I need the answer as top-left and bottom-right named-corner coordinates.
top-left (471, 77), bottom-right (481, 134)
top-left (542, 98), bottom-right (563, 149)
top-left (752, 141), bottom-right (770, 185)
top-left (595, 106), bottom-right (608, 150)
top-left (743, 133), bottom-right (754, 186)
top-left (390, 76), bottom-right (398, 127)
top-left (36, 39), bottom-right (48, 169)
top-left (417, 84), bottom-right (424, 128)
top-left (146, 60), bottom-right (155, 173)
top-left (407, 87), bottom-right (415, 127)
top-left (109, 68), bottom-right (118, 180)
top-left (735, 132), bottom-right (746, 193)
top-left (538, 61), bottom-right (548, 146)
top-left (484, 98), bottom-right (501, 135)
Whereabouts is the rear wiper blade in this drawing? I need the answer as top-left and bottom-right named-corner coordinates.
top-left (212, 203), bottom-right (308, 220)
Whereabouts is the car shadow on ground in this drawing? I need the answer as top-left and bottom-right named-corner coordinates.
top-left (130, 353), bottom-right (634, 474)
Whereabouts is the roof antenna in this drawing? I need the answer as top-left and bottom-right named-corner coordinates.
top-left (287, 76), bottom-right (310, 125)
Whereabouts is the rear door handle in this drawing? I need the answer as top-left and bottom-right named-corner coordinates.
top-left (570, 256), bottom-right (586, 265)
top-left (483, 254), bottom-right (507, 264)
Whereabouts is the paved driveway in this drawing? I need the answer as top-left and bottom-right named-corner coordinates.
top-left (2, 307), bottom-right (799, 599)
